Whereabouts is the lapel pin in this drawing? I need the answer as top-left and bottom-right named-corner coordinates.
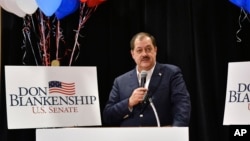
top-left (158, 73), bottom-right (162, 76)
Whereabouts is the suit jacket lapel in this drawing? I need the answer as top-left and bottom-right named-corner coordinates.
top-left (129, 69), bottom-right (140, 91)
top-left (148, 63), bottom-right (163, 97)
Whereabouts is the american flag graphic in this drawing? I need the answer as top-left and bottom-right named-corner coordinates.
top-left (48, 81), bottom-right (75, 95)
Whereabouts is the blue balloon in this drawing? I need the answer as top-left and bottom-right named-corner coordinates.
top-left (229, 0), bottom-right (250, 13)
top-left (55, 0), bottom-right (80, 20)
top-left (35, 0), bottom-right (62, 16)
top-left (229, 0), bottom-right (246, 8)
top-left (243, 0), bottom-right (250, 13)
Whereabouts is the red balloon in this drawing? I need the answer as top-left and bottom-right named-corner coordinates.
top-left (80, 0), bottom-right (87, 3)
top-left (86, 0), bottom-right (106, 7)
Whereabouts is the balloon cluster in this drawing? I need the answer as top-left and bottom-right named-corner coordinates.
top-left (0, 0), bottom-right (106, 66)
top-left (229, 0), bottom-right (250, 13)
top-left (0, 0), bottom-right (105, 19)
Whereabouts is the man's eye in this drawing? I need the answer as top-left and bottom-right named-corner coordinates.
top-left (136, 50), bottom-right (142, 53)
top-left (146, 48), bottom-right (151, 52)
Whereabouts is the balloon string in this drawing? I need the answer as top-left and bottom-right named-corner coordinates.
top-left (38, 10), bottom-right (50, 66)
top-left (69, 3), bottom-right (97, 66)
top-left (56, 20), bottom-right (60, 60)
top-left (27, 30), bottom-right (39, 65)
top-left (30, 14), bottom-right (43, 62)
top-left (55, 20), bottom-right (65, 61)
top-left (22, 16), bottom-right (39, 65)
top-left (21, 20), bottom-right (28, 65)
top-left (236, 8), bottom-right (250, 43)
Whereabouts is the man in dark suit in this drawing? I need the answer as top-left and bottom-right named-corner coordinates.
top-left (103, 32), bottom-right (191, 127)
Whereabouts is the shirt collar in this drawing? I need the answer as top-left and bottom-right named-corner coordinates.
top-left (136, 63), bottom-right (156, 79)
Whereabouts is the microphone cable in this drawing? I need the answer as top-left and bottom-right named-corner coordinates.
top-left (148, 97), bottom-right (161, 127)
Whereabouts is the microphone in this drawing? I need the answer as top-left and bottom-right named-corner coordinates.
top-left (140, 70), bottom-right (148, 103)
top-left (140, 70), bottom-right (147, 87)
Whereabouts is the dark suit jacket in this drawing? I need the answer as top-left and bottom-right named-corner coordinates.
top-left (103, 62), bottom-right (191, 127)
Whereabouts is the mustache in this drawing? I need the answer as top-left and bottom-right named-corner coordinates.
top-left (141, 56), bottom-right (150, 60)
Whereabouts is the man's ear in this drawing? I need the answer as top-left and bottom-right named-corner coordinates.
top-left (131, 50), bottom-right (134, 57)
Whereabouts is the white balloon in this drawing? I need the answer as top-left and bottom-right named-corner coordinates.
top-left (0, 0), bottom-right (10, 11)
top-left (16, 0), bottom-right (38, 15)
top-left (3, 0), bottom-right (26, 17)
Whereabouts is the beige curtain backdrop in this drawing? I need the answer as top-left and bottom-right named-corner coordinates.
top-left (0, 8), bottom-right (1, 98)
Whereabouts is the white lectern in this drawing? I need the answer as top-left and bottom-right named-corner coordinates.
top-left (36, 127), bottom-right (189, 141)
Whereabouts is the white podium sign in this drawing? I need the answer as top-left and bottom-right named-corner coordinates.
top-left (36, 127), bottom-right (189, 141)
top-left (223, 61), bottom-right (250, 125)
top-left (5, 66), bottom-right (101, 129)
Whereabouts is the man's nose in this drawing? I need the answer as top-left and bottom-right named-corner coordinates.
top-left (142, 50), bottom-right (148, 56)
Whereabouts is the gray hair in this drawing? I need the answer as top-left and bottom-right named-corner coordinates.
top-left (130, 32), bottom-right (157, 50)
